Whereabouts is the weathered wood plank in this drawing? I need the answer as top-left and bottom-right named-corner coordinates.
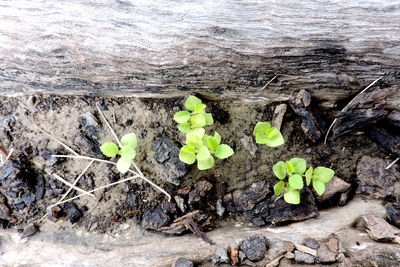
top-left (0, 0), bottom-right (399, 106)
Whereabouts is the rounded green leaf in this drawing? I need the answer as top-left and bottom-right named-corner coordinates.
top-left (214, 144), bottom-right (234, 159)
top-left (255, 133), bottom-right (268, 144)
top-left (273, 161), bottom-right (286, 180)
top-left (121, 133), bottom-right (137, 149)
top-left (214, 132), bottom-right (221, 145)
top-left (174, 111), bottom-right (191, 123)
top-left (305, 166), bottom-right (313, 186)
top-left (194, 103), bottom-right (206, 113)
top-left (196, 146), bottom-right (211, 161)
top-left (284, 190), bottom-right (300, 205)
top-left (288, 158), bottom-right (306, 174)
top-left (313, 180), bottom-right (325, 196)
top-left (273, 181), bottom-right (285, 195)
top-left (253, 122), bottom-right (271, 136)
top-left (314, 167), bottom-right (335, 183)
top-left (189, 114), bottom-right (206, 128)
top-left (179, 146), bottom-right (196, 164)
top-left (184, 96), bottom-right (202, 111)
top-left (288, 174), bottom-right (304, 190)
top-left (186, 133), bottom-right (203, 148)
top-left (100, 142), bottom-right (119, 157)
top-left (119, 146), bottom-right (136, 160)
top-left (265, 128), bottom-right (285, 147)
top-left (116, 157), bottom-right (131, 174)
top-left (206, 136), bottom-right (219, 152)
top-left (286, 161), bottom-right (295, 174)
top-left (203, 113), bottom-right (214, 126)
top-left (178, 122), bottom-right (191, 133)
top-left (197, 156), bottom-right (214, 170)
top-left (190, 127), bottom-right (206, 138)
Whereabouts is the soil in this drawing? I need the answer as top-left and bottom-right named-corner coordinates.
top-left (0, 94), bottom-right (389, 237)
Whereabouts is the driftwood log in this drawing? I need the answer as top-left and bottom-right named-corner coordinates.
top-left (0, 1), bottom-right (399, 109)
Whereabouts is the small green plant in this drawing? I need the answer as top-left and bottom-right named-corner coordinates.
top-left (253, 122), bottom-right (284, 147)
top-left (100, 133), bottom-right (137, 174)
top-left (174, 96), bottom-right (234, 170)
top-left (272, 158), bottom-right (335, 204)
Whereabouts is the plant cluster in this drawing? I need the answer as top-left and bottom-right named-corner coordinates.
top-left (100, 133), bottom-right (137, 173)
top-left (174, 96), bottom-right (234, 170)
top-left (272, 158), bottom-right (335, 204)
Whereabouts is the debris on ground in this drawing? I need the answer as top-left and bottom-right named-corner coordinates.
top-left (361, 214), bottom-right (400, 244)
top-left (314, 176), bottom-right (351, 205)
top-left (368, 127), bottom-right (400, 156)
top-left (240, 135), bottom-right (257, 157)
top-left (239, 234), bottom-right (267, 262)
top-left (289, 89), bottom-right (324, 142)
top-left (152, 137), bottom-right (188, 185)
top-left (386, 195), bottom-right (400, 227)
top-left (211, 247), bottom-right (230, 265)
top-left (21, 222), bottom-right (38, 239)
top-left (63, 202), bottom-right (83, 224)
top-left (171, 257), bottom-right (194, 267)
top-left (188, 180), bottom-right (212, 206)
top-left (271, 103), bottom-right (287, 131)
top-left (141, 207), bottom-right (170, 230)
top-left (356, 156), bottom-right (400, 199)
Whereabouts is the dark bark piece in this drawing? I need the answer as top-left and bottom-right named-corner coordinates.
top-left (222, 192), bottom-right (236, 213)
top-left (0, 193), bottom-right (11, 220)
top-left (368, 127), bottom-right (400, 156)
top-left (152, 138), bottom-right (188, 186)
top-left (74, 135), bottom-right (103, 158)
top-left (231, 180), bottom-right (270, 212)
top-left (271, 104), bottom-right (287, 131)
top-left (266, 187), bottom-right (319, 224)
top-left (289, 89), bottom-right (323, 142)
top-left (141, 207), bottom-right (170, 230)
top-left (63, 203), bottom-right (83, 224)
top-left (361, 214), bottom-right (400, 243)
top-left (159, 210), bottom-right (212, 244)
top-left (386, 110), bottom-right (400, 128)
top-left (187, 180), bottom-right (212, 205)
top-left (0, 159), bottom-right (30, 190)
top-left (316, 233), bottom-right (339, 263)
top-left (356, 156), bottom-right (400, 199)
top-left (385, 202), bottom-right (400, 228)
top-left (332, 86), bottom-right (397, 138)
top-left (314, 176), bottom-right (351, 205)
top-left (21, 223), bottom-right (38, 239)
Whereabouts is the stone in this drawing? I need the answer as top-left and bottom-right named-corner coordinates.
top-left (21, 223), bottom-right (38, 239)
top-left (356, 156), bottom-right (400, 199)
top-left (283, 241), bottom-right (295, 252)
top-left (316, 233), bottom-right (339, 263)
top-left (171, 258), bottom-right (193, 267)
top-left (304, 238), bottom-right (319, 250)
top-left (240, 135), bottom-right (257, 157)
top-left (230, 180), bottom-right (270, 211)
top-left (188, 180), bottom-right (212, 205)
top-left (294, 250), bottom-right (314, 264)
top-left (216, 199), bottom-right (225, 217)
top-left (63, 203), bottom-right (82, 224)
top-left (285, 252), bottom-right (295, 259)
top-left (271, 103), bottom-right (287, 131)
top-left (152, 138), bottom-right (188, 185)
top-left (240, 234), bottom-right (267, 262)
top-left (21, 192), bottom-right (36, 207)
top-left (141, 208), bottom-right (170, 230)
top-left (211, 247), bottom-right (229, 265)
top-left (238, 251), bottom-right (246, 262)
top-left (174, 195), bottom-right (186, 213)
top-left (315, 176), bottom-right (351, 204)
top-left (266, 187), bottom-right (319, 224)
top-left (361, 214), bottom-right (400, 243)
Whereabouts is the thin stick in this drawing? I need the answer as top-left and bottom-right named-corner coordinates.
top-left (96, 104), bottom-right (122, 147)
top-left (324, 76), bottom-right (383, 144)
top-left (56, 160), bottom-right (95, 203)
top-left (32, 114), bottom-right (79, 156)
top-left (260, 74), bottom-right (303, 91)
top-left (52, 154), bottom-right (171, 201)
top-left (53, 175), bottom-right (140, 206)
top-left (51, 173), bottom-right (94, 197)
top-left (386, 157), bottom-right (399, 170)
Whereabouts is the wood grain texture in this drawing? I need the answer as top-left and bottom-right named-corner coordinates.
top-left (0, 0), bottom-right (399, 105)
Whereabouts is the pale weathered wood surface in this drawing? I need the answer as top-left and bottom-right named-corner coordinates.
top-left (0, 0), bottom-right (399, 105)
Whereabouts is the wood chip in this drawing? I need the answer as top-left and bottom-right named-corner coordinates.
top-left (361, 214), bottom-right (400, 244)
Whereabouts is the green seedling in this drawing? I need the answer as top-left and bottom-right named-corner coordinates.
top-left (253, 122), bottom-right (284, 147)
top-left (174, 96), bottom-right (213, 133)
top-left (272, 157), bottom-right (335, 204)
top-left (100, 133), bottom-right (137, 174)
top-left (175, 96), bottom-right (234, 170)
